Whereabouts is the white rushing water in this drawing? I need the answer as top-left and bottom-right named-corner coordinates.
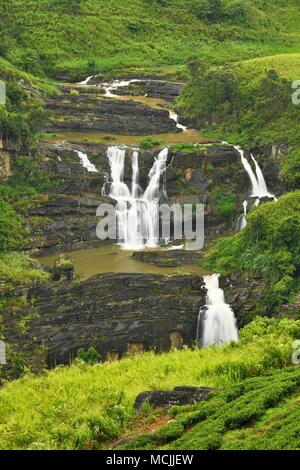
top-left (74, 150), bottom-right (99, 173)
top-left (197, 274), bottom-right (239, 348)
top-left (107, 146), bottom-right (168, 250)
top-left (169, 110), bottom-right (187, 132)
top-left (78, 75), bottom-right (94, 85)
top-left (234, 146), bottom-right (275, 199)
top-left (104, 79), bottom-right (141, 98)
top-left (237, 200), bottom-right (248, 231)
top-left (78, 76), bottom-right (187, 131)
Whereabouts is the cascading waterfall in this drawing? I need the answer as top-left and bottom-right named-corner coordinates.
top-left (234, 145), bottom-right (276, 230)
top-left (237, 200), bottom-right (248, 231)
top-left (78, 75), bottom-right (94, 85)
top-left (197, 274), bottom-right (239, 348)
top-left (234, 146), bottom-right (275, 199)
top-left (104, 79), bottom-right (141, 98)
top-left (107, 146), bottom-right (168, 250)
top-left (74, 150), bottom-right (99, 173)
top-left (169, 110), bottom-right (187, 131)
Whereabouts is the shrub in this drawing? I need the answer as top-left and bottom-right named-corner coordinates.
top-left (139, 137), bottom-right (165, 149)
top-left (0, 201), bottom-right (25, 251)
top-left (76, 348), bottom-right (101, 365)
top-left (280, 149), bottom-right (300, 189)
top-left (211, 187), bottom-right (237, 221)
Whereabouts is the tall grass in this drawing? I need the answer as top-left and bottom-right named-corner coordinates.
top-left (0, 318), bottom-right (298, 450)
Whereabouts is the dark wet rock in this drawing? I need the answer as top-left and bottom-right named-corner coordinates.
top-left (2, 273), bottom-right (206, 368)
top-left (52, 255), bottom-right (74, 282)
top-left (113, 80), bottom-right (183, 103)
top-left (221, 273), bottom-right (268, 328)
top-left (46, 92), bottom-right (178, 135)
top-left (132, 250), bottom-right (200, 268)
top-left (134, 386), bottom-right (219, 411)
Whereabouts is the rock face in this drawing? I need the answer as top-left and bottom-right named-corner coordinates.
top-left (134, 386), bottom-right (218, 410)
top-left (46, 89), bottom-right (178, 135)
top-left (28, 142), bottom-right (251, 253)
top-left (132, 250), bottom-right (200, 268)
top-left (113, 80), bottom-right (183, 103)
top-left (26, 138), bottom-right (286, 255)
top-left (3, 274), bottom-right (205, 368)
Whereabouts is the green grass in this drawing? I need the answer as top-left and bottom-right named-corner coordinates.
top-left (232, 53), bottom-right (300, 83)
top-left (0, 252), bottom-right (50, 287)
top-left (120, 366), bottom-right (300, 450)
top-left (0, 317), bottom-right (299, 450)
top-left (1, 0), bottom-right (300, 79)
top-left (0, 57), bottom-right (58, 95)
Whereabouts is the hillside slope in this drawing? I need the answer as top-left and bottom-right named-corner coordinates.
top-left (1, 0), bottom-right (300, 78)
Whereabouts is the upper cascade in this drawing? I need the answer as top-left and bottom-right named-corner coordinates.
top-left (234, 146), bottom-right (275, 199)
top-left (106, 146), bottom-right (169, 250)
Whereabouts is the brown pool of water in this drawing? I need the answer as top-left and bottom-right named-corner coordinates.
top-left (39, 246), bottom-right (209, 280)
top-left (42, 129), bottom-right (214, 146)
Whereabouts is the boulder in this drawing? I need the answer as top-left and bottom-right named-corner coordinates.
top-left (134, 386), bottom-right (219, 410)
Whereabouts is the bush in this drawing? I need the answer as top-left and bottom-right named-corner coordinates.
top-left (0, 252), bottom-right (50, 286)
top-left (139, 137), bottom-right (165, 149)
top-left (211, 187), bottom-right (237, 221)
top-left (192, 0), bottom-right (223, 23)
top-left (280, 149), bottom-right (300, 189)
top-left (76, 348), bottom-right (101, 365)
top-left (0, 201), bottom-right (25, 251)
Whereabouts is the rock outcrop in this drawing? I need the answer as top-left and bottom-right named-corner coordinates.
top-left (46, 90), bottom-right (178, 135)
top-left (2, 273), bottom-right (205, 368)
top-left (134, 386), bottom-right (219, 410)
top-left (113, 80), bottom-right (183, 103)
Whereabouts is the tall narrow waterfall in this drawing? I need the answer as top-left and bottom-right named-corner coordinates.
top-left (197, 274), bottom-right (239, 348)
top-left (234, 146), bottom-right (275, 199)
top-left (107, 146), bottom-right (168, 250)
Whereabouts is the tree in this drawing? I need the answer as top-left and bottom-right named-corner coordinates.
top-left (192, 0), bottom-right (223, 23)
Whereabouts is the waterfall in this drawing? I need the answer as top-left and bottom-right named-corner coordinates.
top-left (197, 274), bottom-right (239, 348)
top-left (234, 146), bottom-right (275, 199)
top-left (74, 150), bottom-right (99, 173)
top-left (78, 75), bottom-right (94, 85)
top-left (237, 200), bottom-right (248, 231)
top-left (169, 110), bottom-right (187, 132)
top-left (251, 154), bottom-right (270, 196)
top-left (107, 146), bottom-right (168, 250)
top-left (104, 79), bottom-right (141, 98)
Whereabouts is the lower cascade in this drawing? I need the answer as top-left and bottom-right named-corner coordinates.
top-left (106, 145), bottom-right (168, 250)
top-left (197, 274), bottom-right (239, 348)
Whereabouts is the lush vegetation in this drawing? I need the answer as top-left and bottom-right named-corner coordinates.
top-left (0, 317), bottom-right (299, 450)
top-left (204, 191), bottom-right (300, 311)
top-left (120, 365), bottom-right (300, 450)
top-left (0, 154), bottom-right (55, 251)
top-left (0, 252), bottom-right (49, 287)
top-left (178, 65), bottom-right (300, 147)
top-left (0, 0), bottom-right (299, 79)
top-left (280, 148), bottom-right (300, 190)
